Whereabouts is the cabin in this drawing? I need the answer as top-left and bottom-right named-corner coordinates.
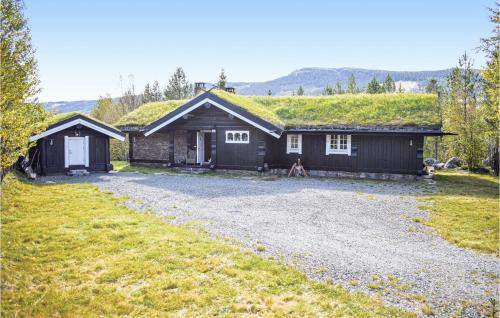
top-left (30, 113), bottom-right (125, 174)
top-left (116, 86), bottom-right (443, 177)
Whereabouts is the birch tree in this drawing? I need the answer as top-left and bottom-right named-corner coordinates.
top-left (0, 0), bottom-right (46, 177)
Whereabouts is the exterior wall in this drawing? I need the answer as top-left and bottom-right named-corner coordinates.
top-left (34, 126), bottom-right (111, 174)
top-left (131, 132), bottom-right (170, 161)
top-left (266, 133), bottom-right (424, 175)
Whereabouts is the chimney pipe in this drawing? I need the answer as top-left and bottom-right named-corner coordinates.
top-left (194, 82), bottom-right (206, 95)
top-left (225, 87), bottom-right (235, 94)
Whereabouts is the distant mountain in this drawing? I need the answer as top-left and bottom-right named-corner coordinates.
top-left (44, 67), bottom-right (453, 113)
top-left (44, 99), bottom-right (97, 114)
top-left (229, 67), bottom-right (453, 96)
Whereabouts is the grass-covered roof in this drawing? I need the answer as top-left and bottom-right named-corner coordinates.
top-left (115, 100), bottom-right (187, 127)
top-left (115, 90), bottom-right (439, 129)
top-left (44, 111), bottom-right (120, 131)
top-left (45, 111), bottom-right (83, 126)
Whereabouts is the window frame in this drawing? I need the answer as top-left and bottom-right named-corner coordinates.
top-left (225, 130), bottom-right (250, 144)
top-left (326, 134), bottom-right (351, 155)
top-left (286, 134), bottom-right (302, 154)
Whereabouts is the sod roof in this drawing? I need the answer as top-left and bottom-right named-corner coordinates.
top-left (115, 100), bottom-right (187, 127)
top-left (44, 112), bottom-right (122, 132)
top-left (115, 90), bottom-right (440, 130)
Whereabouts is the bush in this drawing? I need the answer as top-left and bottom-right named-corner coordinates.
top-left (110, 136), bottom-right (128, 161)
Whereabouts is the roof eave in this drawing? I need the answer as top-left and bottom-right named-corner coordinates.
top-left (143, 92), bottom-right (283, 138)
top-left (30, 114), bottom-right (125, 142)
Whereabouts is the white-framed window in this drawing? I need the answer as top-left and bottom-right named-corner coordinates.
top-left (286, 134), bottom-right (302, 154)
top-left (225, 130), bottom-right (249, 144)
top-left (326, 134), bottom-right (351, 155)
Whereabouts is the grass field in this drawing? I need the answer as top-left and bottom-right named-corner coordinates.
top-left (0, 174), bottom-right (412, 317)
top-left (420, 170), bottom-right (499, 255)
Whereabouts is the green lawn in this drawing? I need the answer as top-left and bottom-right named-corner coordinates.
top-left (0, 175), bottom-right (413, 317)
top-left (112, 160), bottom-right (174, 174)
top-left (420, 170), bottom-right (499, 255)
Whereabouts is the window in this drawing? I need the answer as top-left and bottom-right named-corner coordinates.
top-left (326, 134), bottom-right (351, 155)
top-left (286, 134), bottom-right (302, 154)
top-left (225, 130), bottom-right (249, 144)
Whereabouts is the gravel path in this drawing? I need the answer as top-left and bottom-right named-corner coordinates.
top-left (39, 172), bottom-right (499, 317)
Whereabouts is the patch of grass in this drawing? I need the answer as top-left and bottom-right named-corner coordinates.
top-left (112, 161), bottom-right (172, 174)
top-left (368, 282), bottom-right (381, 290)
top-left (419, 171), bottom-right (499, 255)
top-left (256, 245), bottom-right (266, 252)
top-left (0, 175), bottom-right (414, 317)
top-left (421, 303), bottom-right (434, 316)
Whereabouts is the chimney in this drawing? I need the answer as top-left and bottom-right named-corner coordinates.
top-left (194, 82), bottom-right (206, 95)
top-left (225, 87), bottom-right (235, 94)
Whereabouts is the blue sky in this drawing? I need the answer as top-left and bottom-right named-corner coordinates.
top-left (25, 0), bottom-right (493, 101)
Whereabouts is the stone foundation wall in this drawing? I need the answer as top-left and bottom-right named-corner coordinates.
top-left (268, 168), bottom-right (418, 180)
top-left (132, 133), bottom-right (170, 160)
top-left (128, 162), bottom-right (419, 181)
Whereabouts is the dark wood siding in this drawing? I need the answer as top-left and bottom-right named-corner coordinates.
top-left (34, 126), bottom-right (111, 174)
top-left (149, 105), bottom-right (266, 170)
top-left (266, 133), bottom-right (423, 175)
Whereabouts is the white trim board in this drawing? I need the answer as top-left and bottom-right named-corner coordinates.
top-left (30, 118), bottom-right (125, 142)
top-left (144, 98), bottom-right (281, 138)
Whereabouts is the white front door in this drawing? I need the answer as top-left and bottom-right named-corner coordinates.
top-left (196, 132), bottom-right (204, 164)
top-left (68, 137), bottom-right (85, 166)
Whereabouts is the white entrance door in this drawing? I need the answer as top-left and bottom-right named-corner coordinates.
top-left (196, 132), bottom-right (204, 164)
top-left (68, 137), bottom-right (85, 166)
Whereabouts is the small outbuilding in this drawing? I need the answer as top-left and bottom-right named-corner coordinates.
top-left (29, 113), bottom-right (125, 174)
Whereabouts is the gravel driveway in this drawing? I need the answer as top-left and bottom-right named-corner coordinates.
top-left (40, 172), bottom-right (499, 317)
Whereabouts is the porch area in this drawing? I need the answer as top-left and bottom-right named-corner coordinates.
top-left (129, 129), bottom-right (217, 168)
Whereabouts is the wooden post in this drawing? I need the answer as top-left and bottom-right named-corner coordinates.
top-left (128, 133), bottom-right (134, 163)
top-left (257, 138), bottom-right (266, 171)
top-left (169, 130), bottom-right (175, 165)
top-left (434, 137), bottom-right (439, 160)
top-left (40, 139), bottom-right (46, 175)
top-left (211, 128), bottom-right (217, 168)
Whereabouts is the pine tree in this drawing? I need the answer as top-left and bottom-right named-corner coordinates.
top-left (334, 81), bottom-right (344, 94)
top-left (382, 74), bottom-right (396, 93)
top-left (479, 4), bottom-right (500, 175)
top-left (216, 68), bottom-right (227, 89)
top-left (0, 0), bottom-right (47, 176)
top-left (442, 53), bottom-right (484, 170)
top-left (151, 81), bottom-right (163, 101)
top-left (347, 74), bottom-right (358, 94)
top-left (164, 67), bottom-right (192, 100)
top-left (366, 78), bottom-right (382, 94)
top-left (297, 86), bottom-right (304, 96)
top-left (397, 83), bottom-right (404, 93)
top-left (143, 83), bottom-right (153, 104)
top-left (322, 85), bottom-right (334, 95)
top-left (425, 79), bottom-right (439, 94)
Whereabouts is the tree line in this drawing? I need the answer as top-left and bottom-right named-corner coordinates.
top-left (425, 5), bottom-right (498, 174)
